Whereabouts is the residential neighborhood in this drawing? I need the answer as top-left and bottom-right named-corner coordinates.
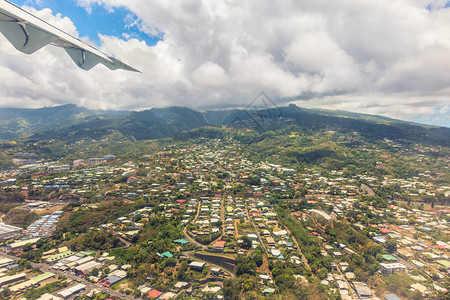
top-left (0, 135), bottom-right (448, 299)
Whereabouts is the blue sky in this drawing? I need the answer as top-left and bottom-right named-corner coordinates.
top-left (10, 0), bottom-right (161, 46)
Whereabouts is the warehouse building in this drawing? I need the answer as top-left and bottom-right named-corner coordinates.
top-left (73, 261), bottom-right (101, 276)
top-left (57, 284), bottom-right (86, 299)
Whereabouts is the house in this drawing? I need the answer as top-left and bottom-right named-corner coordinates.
top-left (172, 281), bottom-right (189, 292)
top-left (99, 275), bottom-right (124, 287)
top-left (380, 263), bottom-right (406, 275)
top-left (161, 292), bottom-right (176, 299)
top-left (382, 254), bottom-right (398, 262)
top-left (213, 241), bottom-right (226, 252)
top-left (158, 251), bottom-right (173, 258)
top-left (263, 288), bottom-right (275, 295)
top-left (266, 236), bottom-right (275, 247)
top-left (210, 267), bottom-right (222, 276)
top-left (174, 239), bottom-right (189, 245)
top-left (189, 261), bottom-right (206, 272)
top-left (410, 283), bottom-right (429, 295)
top-left (147, 289), bottom-right (163, 299)
top-left (384, 294), bottom-right (401, 300)
top-left (273, 230), bottom-right (288, 238)
top-left (36, 293), bottom-right (63, 300)
top-left (352, 282), bottom-right (372, 299)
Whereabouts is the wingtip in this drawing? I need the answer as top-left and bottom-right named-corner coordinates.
top-left (104, 56), bottom-right (141, 73)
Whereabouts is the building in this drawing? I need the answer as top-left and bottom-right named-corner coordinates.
top-left (73, 159), bottom-right (85, 167)
top-left (213, 241), bottom-right (226, 252)
top-left (380, 263), bottom-right (407, 275)
top-left (0, 222), bottom-right (22, 239)
top-left (0, 257), bottom-right (14, 268)
top-left (0, 273), bottom-right (27, 287)
top-left (161, 292), bottom-right (176, 299)
top-left (36, 293), bottom-right (63, 300)
top-left (172, 281), bottom-right (189, 292)
top-left (147, 289), bottom-right (163, 299)
top-left (88, 158), bottom-right (104, 164)
top-left (384, 294), bottom-right (401, 300)
top-left (47, 165), bottom-right (70, 172)
top-left (73, 261), bottom-right (101, 276)
top-left (7, 238), bottom-right (41, 250)
top-left (309, 209), bottom-right (334, 222)
top-left (210, 267), bottom-right (222, 276)
top-left (174, 239), bottom-right (189, 245)
top-left (352, 282), bottom-right (372, 299)
top-left (99, 274), bottom-right (124, 287)
top-left (189, 261), bottom-right (206, 272)
top-left (57, 284), bottom-right (86, 299)
top-left (266, 236), bottom-right (275, 247)
top-left (273, 230), bottom-right (288, 238)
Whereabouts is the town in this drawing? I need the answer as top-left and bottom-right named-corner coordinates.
top-left (0, 134), bottom-right (448, 300)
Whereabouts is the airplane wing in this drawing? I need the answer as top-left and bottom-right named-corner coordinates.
top-left (0, 0), bottom-right (139, 72)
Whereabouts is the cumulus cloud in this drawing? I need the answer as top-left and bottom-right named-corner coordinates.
top-left (0, 0), bottom-right (450, 126)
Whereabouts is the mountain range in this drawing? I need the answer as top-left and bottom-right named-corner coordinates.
top-left (0, 104), bottom-right (448, 147)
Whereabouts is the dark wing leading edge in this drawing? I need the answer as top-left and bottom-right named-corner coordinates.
top-left (0, 0), bottom-right (140, 72)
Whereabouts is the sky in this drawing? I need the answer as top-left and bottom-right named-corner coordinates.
top-left (0, 0), bottom-right (450, 127)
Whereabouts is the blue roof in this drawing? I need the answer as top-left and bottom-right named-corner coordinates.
top-left (106, 275), bottom-right (123, 285)
top-left (174, 239), bottom-right (189, 244)
top-left (159, 251), bottom-right (173, 258)
top-left (385, 294), bottom-right (401, 300)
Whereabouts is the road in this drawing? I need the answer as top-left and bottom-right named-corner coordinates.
top-left (183, 251), bottom-right (236, 279)
top-left (221, 195), bottom-right (226, 237)
top-left (183, 199), bottom-right (208, 249)
top-left (279, 222), bottom-right (312, 272)
top-left (244, 201), bottom-right (272, 278)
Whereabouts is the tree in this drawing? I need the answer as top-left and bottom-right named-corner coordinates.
top-left (241, 236), bottom-right (252, 250)
top-left (223, 278), bottom-right (239, 300)
top-left (252, 250), bottom-right (263, 267)
top-left (22, 243), bottom-right (34, 252)
top-left (385, 238), bottom-right (397, 254)
top-left (411, 290), bottom-right (423, 300)
top-left (177, 261), bottom-right (188, 280)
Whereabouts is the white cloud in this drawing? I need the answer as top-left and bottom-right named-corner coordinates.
top-left (191, 62), bottom-right (229, 87)
top-left (0, 0), bottom-right (450, 126)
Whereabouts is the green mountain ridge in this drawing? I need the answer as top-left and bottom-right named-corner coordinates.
top-left (0, 104), bottom-right (448, 147)
top-left (0, 104), bottom-right (128, 139)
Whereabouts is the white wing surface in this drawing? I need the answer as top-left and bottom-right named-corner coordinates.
top-left (0, 0), bottom-right (139, 72)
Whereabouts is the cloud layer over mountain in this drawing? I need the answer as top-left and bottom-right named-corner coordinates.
top-left (0, 0), bottom-right (449, 126)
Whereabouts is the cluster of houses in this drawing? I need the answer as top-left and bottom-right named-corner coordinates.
top-left (188, 197), bottom-right (222, 241)
top-left (24, 210), bottom-right (62, 238)
top-left (293, 186), bottom-right (449, 298)
top-left (0, 137), bottom-right (447, 299)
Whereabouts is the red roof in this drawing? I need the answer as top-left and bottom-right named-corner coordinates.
top-left (214, 241), bottom-right (226, 248)
top-left (176, 199), bottom-right (186, 203)
top-left (147, 289), bottom-right (163, 298)
top-left (380, 228), bottom-right (391, 234)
